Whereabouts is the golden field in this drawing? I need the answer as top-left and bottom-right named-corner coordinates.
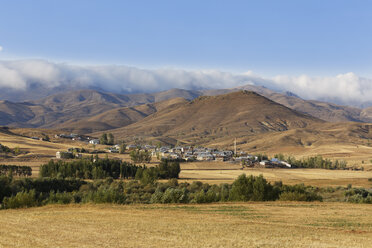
top-left (0, 202), bottom-right (371, 248)
top-left (180, 162), bottom-right (372, 187)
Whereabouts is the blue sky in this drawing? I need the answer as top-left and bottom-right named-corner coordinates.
top-left (0, 0), bottom-right (371, 77)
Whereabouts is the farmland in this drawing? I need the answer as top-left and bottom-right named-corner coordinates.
top-left (180, 162), bottom-right (372, 187)
top-left (0, 202), bottom-right (370, 248)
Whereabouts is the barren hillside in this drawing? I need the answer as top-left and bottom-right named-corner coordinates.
top-left (99, 91), bottom-right (323, 144)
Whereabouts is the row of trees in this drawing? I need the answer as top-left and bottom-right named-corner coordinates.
top-left (274, 154), bottom-right (348, 170)
top-left (0, 165), bottom-right (32, 177)
top-left (0, 174), bottom-right (324, 209)
top-left (0, 177), bottom-right (84, 205)
top-left (40, 159), bottom-right (141, 179)
top-left (39, 158), bottom-right (180, 180)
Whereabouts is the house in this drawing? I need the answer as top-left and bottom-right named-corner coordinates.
top-left (184, 155), bottom-right (195, 161)
top-left (259, 160), bottom-right (271, 166)
top-left (169, 153), bottom-right (181, 159)
top-left (270, 158), bottom-right (291, 168)
top-left (107, 147), bottom-right (119, 153)
top-left (89, 139), bottom-right (100, 145)
top-left (196, 153), bottom-right (214, 161)
top-left (127, 144), bottom-right (137, 150)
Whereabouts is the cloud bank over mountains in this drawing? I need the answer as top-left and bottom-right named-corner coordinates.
top-left (0, 59), bottom-right (371, 107)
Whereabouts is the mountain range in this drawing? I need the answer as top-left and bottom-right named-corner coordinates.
top-left (1, 84), bottom-right (372, 151)
top-left (1, 84), bottom-right (372, 134)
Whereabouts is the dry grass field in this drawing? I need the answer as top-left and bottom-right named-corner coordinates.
top-left (180, 164), bottom-right (372, 187)
top-left (0, 202), bottom-right (370, 248)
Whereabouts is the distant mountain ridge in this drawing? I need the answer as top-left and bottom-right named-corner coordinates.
top-left (1, 85), bottom-right (372, 134)
top-left (0, 88), bottom-right (199, 131)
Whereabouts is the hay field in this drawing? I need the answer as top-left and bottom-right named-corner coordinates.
top-left (180, 167), bottom-right (372, 187)
top-left (0, 202), bottom-right (370, 248)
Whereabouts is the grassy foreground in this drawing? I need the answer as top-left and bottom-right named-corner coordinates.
top-left (0, 202), bottom-right (371, 247)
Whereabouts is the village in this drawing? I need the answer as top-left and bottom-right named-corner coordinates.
top-left (54, 133), bottom-right (292, 168)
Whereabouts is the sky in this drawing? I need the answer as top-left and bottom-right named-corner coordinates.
top-left (0, 0), bottom-right (371, 106)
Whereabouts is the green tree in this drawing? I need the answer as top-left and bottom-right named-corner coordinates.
top-left (119, 143), bottom-right (126, 154)
top-left (107, 133), bottom-right (114, 145)
top-left (100, 133), bottom-right (108, 145)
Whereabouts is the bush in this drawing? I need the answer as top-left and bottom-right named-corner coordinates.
top-left (344, 188), bottom-right (372, 204)
top-left (229, 174), bottom-right (278, 201)
top-left (279, 184), bottom-right (322, 202)
top-left (160, 188), bottom-right (188, 203)
top-left (279, 192), bottom-right (308, 201)
top-left (46, 191), bottom-right (75, 204)
top-left (2, 190), bottom-right (39, 209)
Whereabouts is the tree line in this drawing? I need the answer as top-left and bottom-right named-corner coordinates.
top-left (39, 158), bottom-right (180, 181)
top-left (0, 165), bottom-right (32, 177)
top-left (0, 174), bottom-right (325, 209)
top-left (274, 154), bottom-right (348, 169)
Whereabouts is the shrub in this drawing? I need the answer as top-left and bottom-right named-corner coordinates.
top-left (47, 191), bottom-right (74, 204)
top-left (161, 188), bottom-right (188, 203)
top-left (2, 190), bottom-right (39, 209)
top-left (279, 192), bottom-right (308, 201)
top-left (229, 174), bottom-right (278, 201)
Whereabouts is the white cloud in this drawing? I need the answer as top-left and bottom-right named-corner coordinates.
top-left (270, 73), bottom-right (372, 106)
top-left (0, 64), bottom-right (26, 89)
top-left (0, 46), bottom-right (3, 52)
top-left (0, 59), bottom-right (371, 107)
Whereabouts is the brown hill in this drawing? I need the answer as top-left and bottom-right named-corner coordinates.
top-left (98, 91), bottom-right (323, 144)
top-left (0, 89), bottom-right (197, 131)
top-left (58, 97), bottom-right (188, 133)
top-left (203, 85), bottom-right (370, 123)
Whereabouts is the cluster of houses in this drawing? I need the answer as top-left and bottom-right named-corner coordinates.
top-left (54, 135), bottom-right (293, 168)
top-left (124, 145), bottom-right (292, 168)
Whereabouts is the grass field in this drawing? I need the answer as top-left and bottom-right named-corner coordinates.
top-left (0, 202), bottom-right (370, 247)
top-left (180, 164), bottom-right (372, 187)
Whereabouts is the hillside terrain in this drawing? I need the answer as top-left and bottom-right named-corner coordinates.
top-left (1, 85), bottom-right (372, 135)
top-left (0, 89), bottom-right (195, 131)
top-left (203, 85), bottom-right (371, 122)
top-left (99, 91), bottom-right (324, 144)
top-left (57, 97), bottom-right (188, 133)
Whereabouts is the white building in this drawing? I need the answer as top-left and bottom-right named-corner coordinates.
top-left (89, 139), bottom-right (100, 145)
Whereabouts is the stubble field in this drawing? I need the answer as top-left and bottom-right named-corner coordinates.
top-left (180, 162), bottom-right (372, 187)
top-left (0, 202), bottom-right (371, 248)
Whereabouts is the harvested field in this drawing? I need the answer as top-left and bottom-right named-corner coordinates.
top-left (180, 167), bottom-right (372, 187)
top-left (0, 202), bottom-right (370, 248)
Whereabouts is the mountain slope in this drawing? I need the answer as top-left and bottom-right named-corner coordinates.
top-left (0, 89), bottom-right (198, 131)
top-left (99, 91), bottom-right (323, 144)
top-left (58, 97), bottom-right (188, 133)
top-left (203, 85), bottom-right (371, 123)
